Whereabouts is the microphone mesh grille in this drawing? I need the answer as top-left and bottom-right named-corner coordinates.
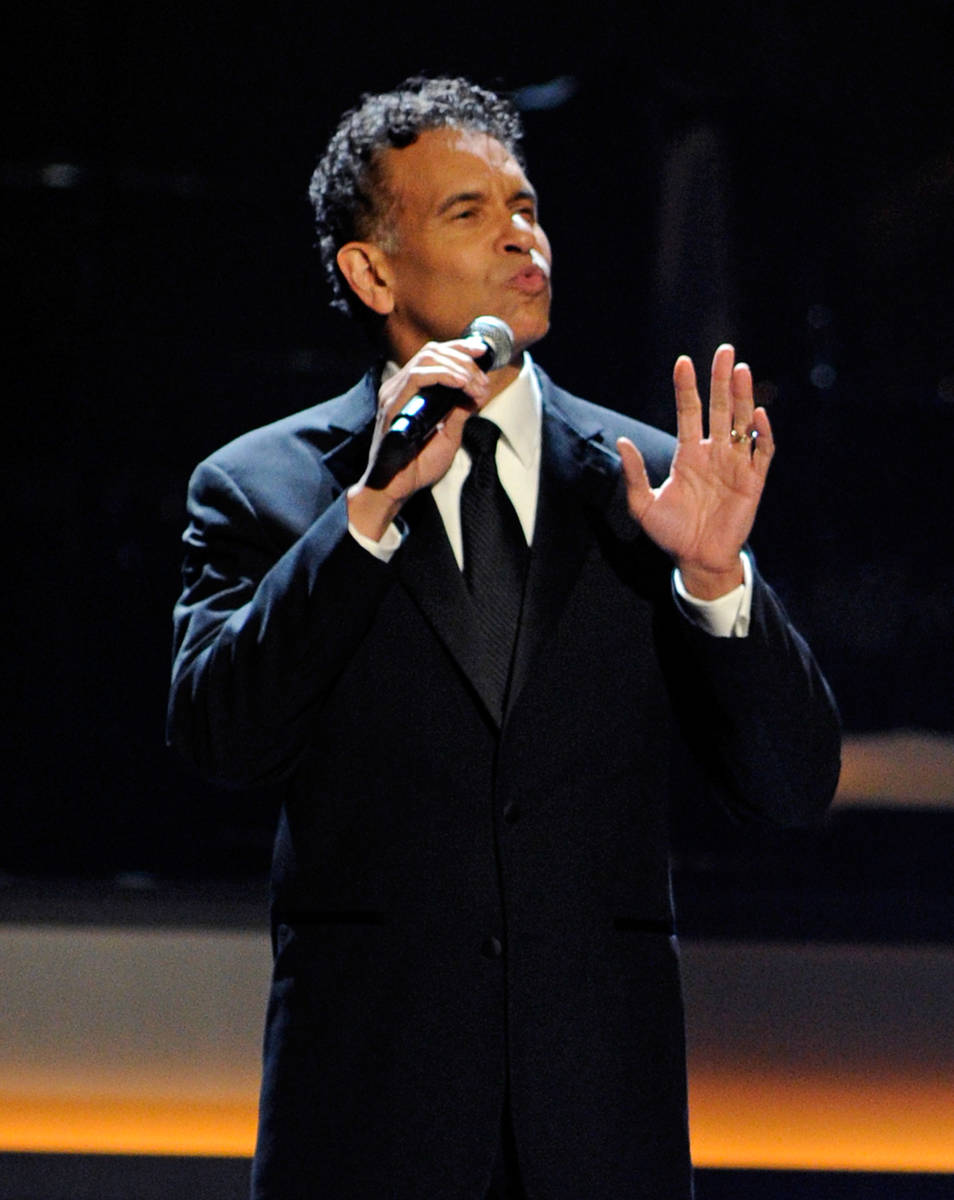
top-left (468, 316), bottom-right (514, 370)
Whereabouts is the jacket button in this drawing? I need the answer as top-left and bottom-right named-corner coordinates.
top-left (481, 936), bottom-right (503, 959)
top-left (502, 801), bottom-right (520, 824)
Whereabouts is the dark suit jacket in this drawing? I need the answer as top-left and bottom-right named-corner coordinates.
top-left (167, 365), bottom-right (840, 1199)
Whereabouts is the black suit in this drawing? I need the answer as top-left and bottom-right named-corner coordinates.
top-left (168, 365), bottom-right (840, 1199)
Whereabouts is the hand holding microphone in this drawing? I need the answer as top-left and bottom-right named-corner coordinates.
top-left (366, 316), bottom-right (515, 489)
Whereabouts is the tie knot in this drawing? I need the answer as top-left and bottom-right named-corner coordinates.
top-left (462, 416), bottom-right (501, 461)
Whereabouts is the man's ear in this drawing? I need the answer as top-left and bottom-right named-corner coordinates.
top-left (336, 242), bottom-right (395, 316)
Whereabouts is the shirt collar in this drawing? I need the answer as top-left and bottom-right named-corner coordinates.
top-left (476, 353), bottom-right (540, 468)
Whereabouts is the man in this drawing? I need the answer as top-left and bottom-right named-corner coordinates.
top-left (167, 77), bottom-right (840, 1199)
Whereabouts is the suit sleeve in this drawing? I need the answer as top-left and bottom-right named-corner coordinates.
top-left (166, 456), bottom-right (395, 787)
top-left (661, 563), bottom-right (841, 828)
top-left (595, 412), bottom-right (842, 830)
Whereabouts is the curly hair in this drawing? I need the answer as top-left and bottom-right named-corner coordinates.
top-left (309, 76), bottom-right (525, 321)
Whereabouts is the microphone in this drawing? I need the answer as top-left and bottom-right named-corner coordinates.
top-left (367, 315), bottom-right (515, 488)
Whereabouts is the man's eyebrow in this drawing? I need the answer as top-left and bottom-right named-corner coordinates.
top-left (435, 190), bottom-right (485, 215)
top-left (435, 186), bottom-right (538, 216)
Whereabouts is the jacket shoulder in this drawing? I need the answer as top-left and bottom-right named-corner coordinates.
top-left (188, 372), bottom-right (377, 510)
top-left (206, 374), bottom-right (375, 473)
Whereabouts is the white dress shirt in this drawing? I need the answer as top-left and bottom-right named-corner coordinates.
top-left (351, 355), bottom-right (751, 637)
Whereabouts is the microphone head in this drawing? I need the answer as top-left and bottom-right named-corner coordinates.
top-left (466, 315), bottom-right (515, 371)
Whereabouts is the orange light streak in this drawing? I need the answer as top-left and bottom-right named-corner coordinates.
top-left (689, 1068), bottom-right (954, 1173)
top-left (3, 1067), bottom-right (954, 1170)
top-left (0, 1096), bottom-right (257, 1157)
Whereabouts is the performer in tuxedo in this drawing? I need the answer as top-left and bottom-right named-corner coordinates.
top-left (167, 76), bottom-right (840, 1199)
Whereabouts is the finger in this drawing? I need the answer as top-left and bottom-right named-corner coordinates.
top-left (708, 343), bottom-right (735, 441)
top-left (386, 358), bottom-right (489, 416)
top-left (457, 334), bottom-right (495, 359)
top-left (731, 361), bottom-right (755, 441)
top-left (400, 338), bottom-right (494, 387)
top-left (404, 361), bottom-right (487, 399)
top-left (672, 355), bottom-right (704, 444)
top-left (412, 341), bottom-right (493, 384)
top-left (616, 436), bottom-right (653, 520)
top-left (751, 406), bottom-right (775, 479)
top-left (412, 337), bottom-right (492, 370)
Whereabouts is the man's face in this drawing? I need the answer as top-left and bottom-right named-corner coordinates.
top-left (375, 127), bottom-right (552, 365)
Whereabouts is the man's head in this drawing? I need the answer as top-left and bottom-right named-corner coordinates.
top-left (309, 76), bottom-right (551, 362)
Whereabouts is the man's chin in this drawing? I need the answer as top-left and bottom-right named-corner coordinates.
top-left (508, 312), bottom-right (550, 359)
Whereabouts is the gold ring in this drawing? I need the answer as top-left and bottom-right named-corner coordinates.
top-left (730, 427), bottom-right (757, 444)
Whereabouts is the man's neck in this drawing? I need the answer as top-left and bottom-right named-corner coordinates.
top-left (485, 361), bottom-right (521, 400)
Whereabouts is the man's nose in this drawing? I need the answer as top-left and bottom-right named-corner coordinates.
top-left (498, 212), bottom-right (536, 254)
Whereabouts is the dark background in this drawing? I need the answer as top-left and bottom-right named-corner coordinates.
top-left (5, 2), bottom-right (953, 883)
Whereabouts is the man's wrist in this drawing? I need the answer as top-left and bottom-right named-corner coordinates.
top-left (347, 483), bottom-right (404, 543)
top-left (672, 552), bottom-right (752, 638)
top-left (676, 557), bottom-right (745, 601)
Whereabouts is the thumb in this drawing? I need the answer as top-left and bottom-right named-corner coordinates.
top-left (617, 436), bottom-right (653, 521)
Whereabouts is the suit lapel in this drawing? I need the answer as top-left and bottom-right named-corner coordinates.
top-left (319, 372), bottom-right (378, 490)
top-left (506, 384), bottom-right (624, 719)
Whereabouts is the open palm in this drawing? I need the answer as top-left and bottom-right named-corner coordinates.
top-left (618, 345), bottom-right (774, 599)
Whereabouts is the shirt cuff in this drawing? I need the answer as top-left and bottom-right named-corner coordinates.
top-left (348, 519), bottom-right (404, 563)
top-left (672, 551), bottom-right (753, 638)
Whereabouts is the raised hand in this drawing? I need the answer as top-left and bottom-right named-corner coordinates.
top-left (617, 344), bottom-right (774, 600)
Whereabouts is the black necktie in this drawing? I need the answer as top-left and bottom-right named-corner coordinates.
top-left (460, 417), bottom-right (529, 722)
